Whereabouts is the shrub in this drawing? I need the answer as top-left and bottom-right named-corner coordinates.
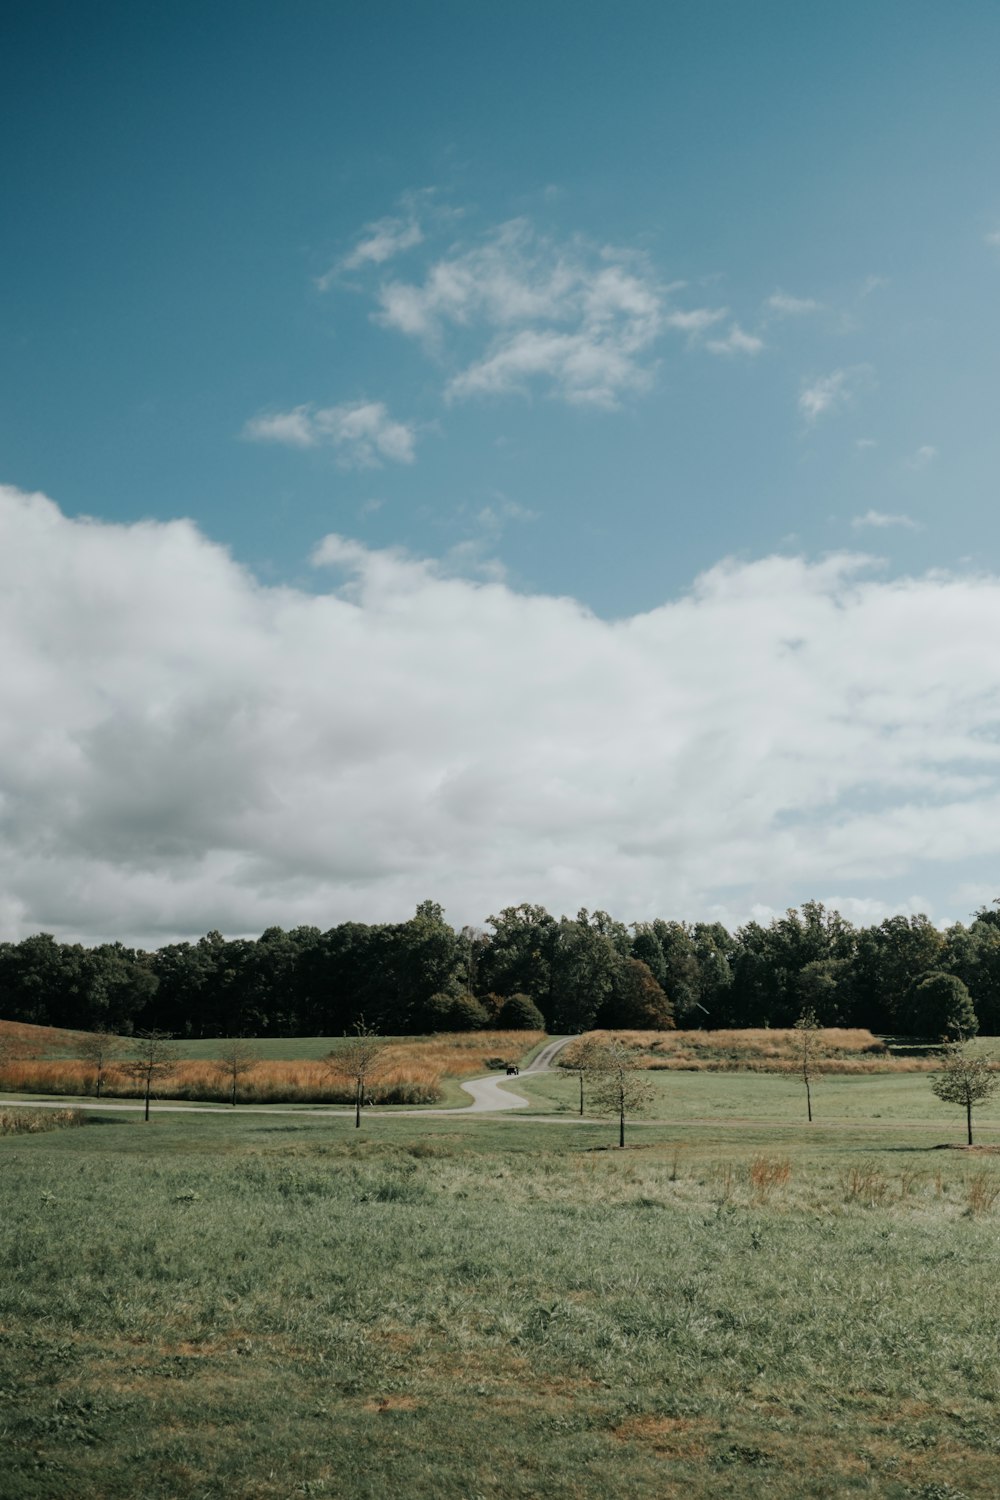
top-left (496, 993), bottom-right (546, 1030)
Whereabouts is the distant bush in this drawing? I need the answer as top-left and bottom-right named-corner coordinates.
top-left (423, 992), bottom-right (491, 1031)
top-left (496, 993), bottom-right (546, 1030)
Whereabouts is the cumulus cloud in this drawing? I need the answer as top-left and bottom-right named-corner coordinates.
top-left (243, 401), bottom-right (416, 466)
top-left (5, 484), bottom-right (1000, 944)
top-left (851, 510), bottom-right (921, 530)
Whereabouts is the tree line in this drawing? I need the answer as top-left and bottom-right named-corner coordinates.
top-left (2, 897), bottom-right (999, 1040)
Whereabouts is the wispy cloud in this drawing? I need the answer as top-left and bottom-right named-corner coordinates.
top-left (664, 306), bottom-right (729, 336)
top-left (799, 366), bottom-right (872, 423)
top-left (705, 322), bottom-right (764, 356)
top-left (244, 401), bottom-right (416, 467)
top-left (851, 510), bottom-right (921, 531)
top-left (342, 216), bottom-right (423, 272)
top-left (765, 290), bottom-right (822, 316)
top-left (907, 444), bottom-right (938, 470)
top-left (316, 190), bottom-right (438, 288)
top-left (373, 219), bottom-right (667, 408)
top-left (985, 230), bottom-right (1000, 249)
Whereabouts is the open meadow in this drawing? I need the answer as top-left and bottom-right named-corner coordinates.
top-left (4, 1035), bottom-right (1000, 1499)
top-left (0, 1025), bottom-right (548, 1109)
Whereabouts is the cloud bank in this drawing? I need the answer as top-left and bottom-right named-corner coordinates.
top-left (3, 483), bottom-right (1000, 946)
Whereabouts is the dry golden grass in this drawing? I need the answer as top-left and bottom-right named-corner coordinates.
top-left (0, 1105), bottom-right (82, 1134)
top-left (582, 1027), bottom-right (936, 1073)
top-left (0, 1029), bottom-right (545, 1105)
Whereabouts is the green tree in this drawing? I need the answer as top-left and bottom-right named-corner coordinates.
top-left (904, 971), bottom-right (978, 1040)
top-left (601, 958), bottom-right (674, 1029)
top-left (496, 993), bottom-right (546, 1030)
top-left (587, 1036), bottom-right (655, 1148)
top-left (931, 1044), bottom-right (1000, 1145)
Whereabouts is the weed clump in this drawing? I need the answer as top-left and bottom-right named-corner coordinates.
top-left (0, 1107), bottom-right (82, 1135)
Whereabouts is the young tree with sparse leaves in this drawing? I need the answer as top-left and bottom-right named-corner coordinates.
top-left (120, 1030), bottom-right (178, 1121)
top-left (76, 1028), bottom-right (125, 1098)
top-left (215, 1038), bottom-right (261, 1106)
top-left (795, 1007), bottom-right (820, 1122)
top-left (931, 1043), bottom-right (1000, 1146)
top-left (560, 1033), bottom-right (608, 1116)
top-left (587, 1035), bottom-right (654, 1148)
top-left (324, 1021), bottom-right (388, 1128)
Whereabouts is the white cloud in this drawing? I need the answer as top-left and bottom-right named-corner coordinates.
top-left (342, 216), bottom-right (423, 271)
top-left (799, 366), bottom-right (872, 422)
top-left (765, 291), bottom-right (822, 316)
top-left (985, 230), bottom-right (1000, 248)
top-left (907, 444), bottom-right (938, 470)
top-left (664, 307), bottom-right (729, 336)
top-left (373, 219), bottom-right (674, 408)
top-left (851, 510), bottom-right (921, 530)
top-left (5, 484), bottom-right (1000, 944)
top-left (316, 194), bottom-right (431, 287)
top-left (705, 322), bottom-right (765, 356)
top-left (244, 401), bottom-right (416, 467)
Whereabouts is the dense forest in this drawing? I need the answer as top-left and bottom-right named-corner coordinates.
top-left (2, 899), bottom-right (1000, 1041)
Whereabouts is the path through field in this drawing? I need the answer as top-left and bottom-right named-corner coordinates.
top-left (0, 1036), bottom-right (576, 1120)
top-left (455, 1034), bottom-right (573, 1111)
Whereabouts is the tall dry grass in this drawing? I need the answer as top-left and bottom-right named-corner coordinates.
top-left (0, 1106), bottom-right (82, 1135)
top-left (577, 1027), bottom-right (936, 1073)
top-left (0, 1030), bottom-right (545, 1105)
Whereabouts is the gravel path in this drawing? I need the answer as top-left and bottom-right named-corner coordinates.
top-left (455, 1035), bottom-right (574, 1112)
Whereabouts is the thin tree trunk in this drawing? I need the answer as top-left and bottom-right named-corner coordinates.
top-left (579, 1072), bottom-right (584, 1115)
top-left (355, 1082), bottom-right (362, 1128)
top-left (619, 1105), bottom-right (625, 1149)
top-left (967, 1098), bottom-right (973, 1146)
top-left (805, 1077), bottom-right (812, 1122)
top-left (144, 1078), bottom-right (151, 1122)
top-left (231, 1075), bottom-right (237, 1107)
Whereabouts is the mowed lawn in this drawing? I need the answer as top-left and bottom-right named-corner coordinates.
top-left (5, 1093), bottom-right (1000, 1499)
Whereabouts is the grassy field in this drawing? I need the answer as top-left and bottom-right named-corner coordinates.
top-left (0, 1027), bottom-right (547, 1108)
top-left (4, 1080), bottom-right (1000, 1499)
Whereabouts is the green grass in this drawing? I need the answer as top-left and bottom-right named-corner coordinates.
top-left (4, 1104), bottom-right (1000, 1498)
top-left (530, 1064), bottom-right (1000, 1136)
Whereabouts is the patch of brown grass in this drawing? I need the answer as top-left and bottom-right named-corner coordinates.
top-left (2, 1030), bottom-right (544, 1104)
top-left (0, 1105), bottom-right (82, 1134)
top-left (574, 1027), bottom-right (934, 1073)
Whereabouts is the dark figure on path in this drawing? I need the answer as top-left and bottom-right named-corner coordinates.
top-left (506, 1064), bottom-right (519, 1076)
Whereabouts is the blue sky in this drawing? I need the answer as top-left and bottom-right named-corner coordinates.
top-left (4, 1), bottom-right (1000, 944)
